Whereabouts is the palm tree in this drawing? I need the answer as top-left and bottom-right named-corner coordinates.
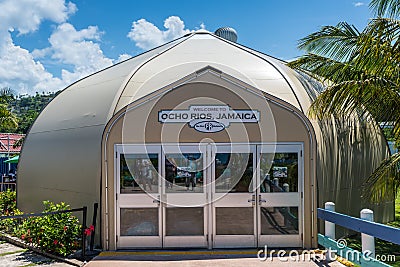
top-left (0, 87), bottom-right (18, 131)
top-left (288, 0), bottom-right (400, 202)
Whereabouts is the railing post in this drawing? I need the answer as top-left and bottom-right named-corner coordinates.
top-left (81, 206), bottom-right (87, 259)
top-left (325, 202), bottom-right (336, 261)
top-left (360, 209), bottom-right (375, 258)
top-left (89, 203), bottom-right (98, 251)
top-left (325, 202), bottom-right (335, 239)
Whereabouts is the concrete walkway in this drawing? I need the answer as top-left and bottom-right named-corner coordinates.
top-left (0, 241), bottom-right (72, 267)
top-left (85, 250), bottom-right (346, 267)
top-left (0, 240), bottom-right (87, 267)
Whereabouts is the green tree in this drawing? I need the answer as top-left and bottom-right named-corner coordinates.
top-left (8, 91), bottom-right (57, 134)
top-left (0, 87), bottom-right (18, 132)
top-left (16, 110), bottom-right (39, 133)
top-left (288, 0), bottom-right (400, 202)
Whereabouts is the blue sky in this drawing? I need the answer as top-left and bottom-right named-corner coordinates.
top-left (0, 0), bottom-right (373, 95)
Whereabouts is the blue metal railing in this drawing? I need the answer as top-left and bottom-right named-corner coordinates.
top-left (318, 208), bottom-right (400, 245)
top-left (317, 206), bottom-right (399, 266)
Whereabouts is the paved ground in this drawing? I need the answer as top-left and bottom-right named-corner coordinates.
top-left (85, 250), bottom-right (346, 267)
top-left (0, 241), bottom-right (81, 267)
top-left (0, 241), bottom-right (347, 267)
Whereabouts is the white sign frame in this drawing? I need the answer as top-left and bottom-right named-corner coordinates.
top-left (158, 105), bottom-right (260, 133)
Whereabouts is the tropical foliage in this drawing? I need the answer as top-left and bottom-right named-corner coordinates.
top-left (288, 0), bottom-right (400, 202)
top-left (0, 88), bottom-right (18, 132)
top-left (0, 190), bottom-right (22, 233)
top-left (14, 201), bottom-right (81, 257)
top-left (9, 91), bottom-right (57, 134)
top-left (0, 189), bottom-right (17, 216)
top-left (0, 191), bottom-right (83, 257)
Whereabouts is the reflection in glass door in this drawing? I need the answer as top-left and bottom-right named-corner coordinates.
top-left (162, 145), bottom-right (208, 248)
top-left (212, 145), bottom-right (257, 248)
top-left (257, 145), bottom-right (302, 247)
top-left (116, 145), bottom-right (162, 248)
top-left (115, 143), bottom-right (303, 249)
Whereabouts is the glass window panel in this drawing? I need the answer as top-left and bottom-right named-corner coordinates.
top-left (120, 153), bottom-right (159, 194)
top-left (215, 153), bottom-right (253, 193)
top-left (120, 208), bottom-right (159, 236)
top-left (260, 153), bottom-right (298, 193)
top-left (216, 207), bottom-right (253, 235)
top-left (166, 208), bottom-right (204, 236)
top-left (165, 153), bottom-right (204, 193)
top-left (260, 207), bottom-right (299, 235)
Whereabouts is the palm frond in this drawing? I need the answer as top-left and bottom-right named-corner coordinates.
top-left (288, 0), bottom-right (400, 203)
top-left (298, 22), bottom-right (360, 62)
top-left (369, 0), bottom-right (400, 18)
top-left (362, 152), bottom-right (400, 202)
top-left (288, 53), bottom-right (384, 86)
top-left (358, 18), bottom-right (400, 76)
top-left (308, 77), bottom-right (400, 120)
top-left (288, 54), bottom-right (356, 82)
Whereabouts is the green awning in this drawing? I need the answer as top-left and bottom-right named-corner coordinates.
top-left (4, 155), bottom-right (19, 163)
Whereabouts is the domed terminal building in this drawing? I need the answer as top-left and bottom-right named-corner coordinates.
top-left (17, 28), bottom-right (393, 250)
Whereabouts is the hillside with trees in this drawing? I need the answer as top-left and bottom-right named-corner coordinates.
top-left (0, 89), bottom-right (59, 134)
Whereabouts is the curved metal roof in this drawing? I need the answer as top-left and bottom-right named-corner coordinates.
top-left (17, 31), bottom-right (392, 232)
top-left (18, 31), bottom-right (323, 212)
top-left (28, 31), bottom-right (317, 135)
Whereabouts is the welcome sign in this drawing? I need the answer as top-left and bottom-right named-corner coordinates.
top-left (158, 105), bottom-right (260, 133)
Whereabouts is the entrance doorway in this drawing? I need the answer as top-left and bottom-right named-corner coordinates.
top-left (115, 143), bottom-right (303, 248)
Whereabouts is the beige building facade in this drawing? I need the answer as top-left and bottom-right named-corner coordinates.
top-left (17, 30), bottom-right (392, 250)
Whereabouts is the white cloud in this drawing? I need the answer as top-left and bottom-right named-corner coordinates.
top-left (0, 35), bottom-right (64, 94)
top-left (353, 2), bottom-right (365, 7)
top-left (0, 5), bottom-right (199, 95)
top-left (127, 16), bottom-right (193, 50)
top-left (0, 0), bottom-right (76, 34)
top-left (116, 54), bottom-right (132, 63)
top-left (34, 23), bottom-right (114, 85)
top-left (0, 0), bottom-right (117, 94)
top-left (0, 0), bottom-right (76, 94)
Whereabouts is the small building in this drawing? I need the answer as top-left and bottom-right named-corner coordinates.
top-left (0, 133), bottom-right (24, 175)
top-left (17, 29), bottom-right (393, 250)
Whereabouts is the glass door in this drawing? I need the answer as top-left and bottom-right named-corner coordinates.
top-left (115, 143), bottom-right (303, 249)
top-left (257, 144), bottom-right (303, 247)
top-left (212, 144), bottom-right (257, 248)
top-left (115, 145), bottom-right (162, 248)
top-left (162, 144), bottom-right (209, 248)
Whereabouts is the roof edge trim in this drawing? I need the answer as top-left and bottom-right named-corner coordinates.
top-left (109, 33), bottom-right (195, 118)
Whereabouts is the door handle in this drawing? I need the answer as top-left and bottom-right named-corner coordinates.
top-left (247, 195), bottom-right (256, 206)
top-left (259, 195), bottom-right (267, 203)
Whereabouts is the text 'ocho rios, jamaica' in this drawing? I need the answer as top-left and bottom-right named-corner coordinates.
top-left (158, 105), bottom-right (260, 133)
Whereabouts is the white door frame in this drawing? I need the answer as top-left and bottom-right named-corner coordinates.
top-left (115, 144), bottom-right (162, 248)
top-left (161, 144), bottom-right (209, 248)
top-left (211, 144), bottom-right (257, 248)
top-left (257, 143), bottom-right (303, 247)
top-left (115, 142), bottom-right (304, 249)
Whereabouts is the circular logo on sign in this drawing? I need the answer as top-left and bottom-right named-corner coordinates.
top-left (194, 121), bottom-right (225, 133)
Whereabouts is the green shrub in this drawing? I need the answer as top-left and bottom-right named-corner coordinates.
top-left (0, 194), bottom-right (82, 257)
top-left (0, 189), bottom-right (17, 215)
top-left (0, 189), bottom-right (21, 232)
top-left (14, 201), bottom-right (81, 256)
